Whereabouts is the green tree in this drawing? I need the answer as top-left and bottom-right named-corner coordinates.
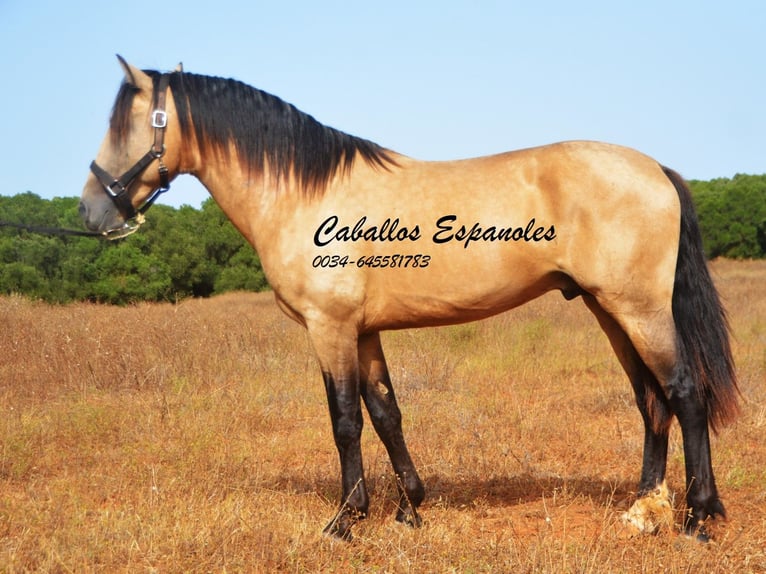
top-left (91, 236), bottom-right (172, 304)
top-left (0, 192), bottom-right (270, 302)
top-left (196, 198), bottom-right (267, 294)
top-left (215, 245), bottom-right (269, 293)
top-left (0, 262), bottom-right (48, 299)
top-left (690, 174), bottom-right (766, 259)
top-left (140, 204), bottom-right (218, 298)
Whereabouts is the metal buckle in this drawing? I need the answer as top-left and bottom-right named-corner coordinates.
top-left (105, 180), bottom-right (125, 198)
top-left (151, 110), bottom-right (167, 128)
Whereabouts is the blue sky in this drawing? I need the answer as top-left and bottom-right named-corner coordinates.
top-left (0, 1), bottom-right (763, 208)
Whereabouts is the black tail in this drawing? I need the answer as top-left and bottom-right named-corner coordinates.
top-left (663, 166), bottom-right (739, 432)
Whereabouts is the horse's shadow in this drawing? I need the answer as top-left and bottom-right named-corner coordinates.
top-left (274, 471), bottom-right (636, 513)
top-left (421, 472), bottom-right (635, 510)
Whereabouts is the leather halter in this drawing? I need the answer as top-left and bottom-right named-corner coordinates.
top-left (89, 73), bottom-right (172, 223)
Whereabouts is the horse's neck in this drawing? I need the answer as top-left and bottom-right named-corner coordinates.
top-left (185, 142), bottom-right (409, 253)
top-left (188, 151), bottom-right (293, 248)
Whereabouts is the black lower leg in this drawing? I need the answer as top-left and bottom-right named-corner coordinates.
top-left (321, 370), bottom-right (369, 540)
top-left (667, 371), bottom-right (726, 540)
top-left (362, 374), bottom-right (425, 526)
top-left (359, 334), bottom-right (424, 527)
top-left (630, 362), bottom-right (672, 495)
top-left (637, 422), bottom-right (670, 495)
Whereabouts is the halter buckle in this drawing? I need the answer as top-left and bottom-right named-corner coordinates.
top-left (151, 110), bottom-right (167, 128)
top-left (105, 180), bottom-right (126, 198)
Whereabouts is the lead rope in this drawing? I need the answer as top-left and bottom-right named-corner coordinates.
top-left (0, 221), bottom-right (104, 238)
top-left (0, 219), bottom-right (141, 240)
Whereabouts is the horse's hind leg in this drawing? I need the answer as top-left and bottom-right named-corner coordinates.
top-left (585, 292), bottom-right (726, 539)
top-left (358, 332), bottom-right (425, 527)
top-left (582, 295), bottom-right (675, 532)
top-left (664, 364), bottom-right (725, 540)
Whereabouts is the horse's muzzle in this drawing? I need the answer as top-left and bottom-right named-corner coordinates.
top-left (79, 195), bottom-right (123, 234)
top-left (79, 196), bottom-right (146, 240)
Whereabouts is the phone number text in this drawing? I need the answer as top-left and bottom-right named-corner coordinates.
top-left (312, 254), bottom-right (431, 269)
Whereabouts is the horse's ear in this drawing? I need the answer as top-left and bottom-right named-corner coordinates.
top-left (174, 62), bottom-right (183, 73)
top-left (116, 54), bottom-right (153, 92)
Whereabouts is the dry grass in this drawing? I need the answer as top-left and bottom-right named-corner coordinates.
top-left (1, 259), bottom-right (764, 572)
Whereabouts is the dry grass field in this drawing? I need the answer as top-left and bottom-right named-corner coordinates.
top-left (0, 259), bottom-right (764, 572)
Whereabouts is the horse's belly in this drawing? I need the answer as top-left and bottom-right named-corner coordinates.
top-left (361, 259), bottom-right (566, 330)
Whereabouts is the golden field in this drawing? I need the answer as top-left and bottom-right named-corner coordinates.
top-left (0, 259), bottom-right (764, 572)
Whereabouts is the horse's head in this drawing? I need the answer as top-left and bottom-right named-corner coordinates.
top-left (80, 56), bottom-right (182, 237)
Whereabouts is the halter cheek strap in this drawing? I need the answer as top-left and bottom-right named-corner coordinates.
top-left (89, 72), bottom-right (172, 222)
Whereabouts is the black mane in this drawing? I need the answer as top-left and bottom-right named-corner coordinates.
top-left (109, 70), bottom-right (396, 196)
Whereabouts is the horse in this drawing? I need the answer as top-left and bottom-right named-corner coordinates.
top-left (80, 56), bottom-right (739, 541)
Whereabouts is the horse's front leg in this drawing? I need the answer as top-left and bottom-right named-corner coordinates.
top-left (310, 327), bottom-right (368, 540)
top-left (358, 332), bottom-right (424, 528)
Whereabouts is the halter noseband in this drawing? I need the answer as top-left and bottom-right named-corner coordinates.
top-left (89, 73), bottom-right (172, 234)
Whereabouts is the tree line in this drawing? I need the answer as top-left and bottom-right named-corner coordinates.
top-left (689, 174), bottom-right (766, 259)
top-left (0, 173), bottom-right (764, 304)
top-left (0, 194), bottom-right (266, 304)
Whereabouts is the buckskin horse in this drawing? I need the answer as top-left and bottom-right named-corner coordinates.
top-left (80, 56), bottom-right (738, 541)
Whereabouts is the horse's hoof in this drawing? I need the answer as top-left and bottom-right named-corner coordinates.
top-left (323, 508), bottom-right (365, 542)
top-left (322, 520), bottom-right (354, 542)
top-left (681, 521), bottom-right (712, 543)
top-left (396, 507), bottom-right (423, 529)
